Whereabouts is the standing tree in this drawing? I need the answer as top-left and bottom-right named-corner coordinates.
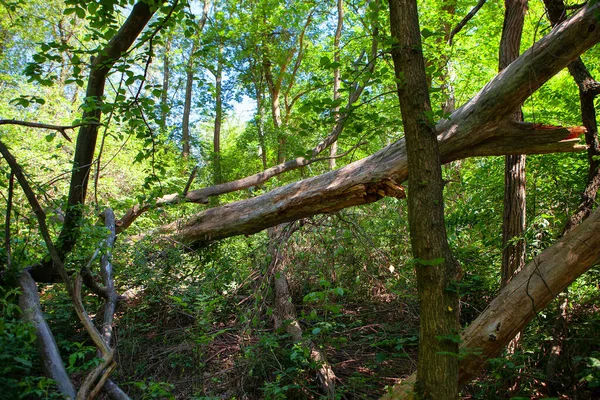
top-left (388, 0), bottom-right (461, 397)
top-left (500, 0), bottom-right (528, 288)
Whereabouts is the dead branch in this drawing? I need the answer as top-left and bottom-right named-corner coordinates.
top-left (18, 271), bottom-right (76, 399)
top-left (116, 140), bottom-right (369, 232)
top-left (102, 380), bottom-right (131, 400)
top-left (0, 119), bottom-right (102, 142)
top-left (448, 0), bottom-right (487, 45)
top-left (99, 208), bottom-right (118, 345)
top-left (0, 140), bottom-right (117, 397)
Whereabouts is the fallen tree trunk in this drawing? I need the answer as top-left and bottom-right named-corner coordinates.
top-left (382, 196), bottom-right (600, 399)
top-left (161, 3), bottom-right (599, 245)
top-left (268, 224), bottom-right (337, 398)
top-left (19, 271), bottom-right (76, 399)
top-left (164, 125), bottom-right (583, 245)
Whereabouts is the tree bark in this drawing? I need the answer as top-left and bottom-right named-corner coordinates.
top-left (254, 77), bottom-right (268, 170)
top-left (500, 0), bottom-right (528, 288)
top-left (213, 41), bottom-right (223, 185)
top-left (181, 0), bottom-right (210, 159)
top-left (389, 0), bottom-right (460, 397)
top-left (181, 46), bottom-right (195, 159)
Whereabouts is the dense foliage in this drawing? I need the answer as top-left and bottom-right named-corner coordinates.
top-left (1, 0), bottom-right (600, 398)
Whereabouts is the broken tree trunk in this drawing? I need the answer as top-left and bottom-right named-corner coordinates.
top-left (381, 204), bottom-right (600, 399)
top-left (268, 224), bottom-right (337, 398)
top-left (162, 3), bottom-right (598, 245)
top-left (164, 123), bottom-right (583, 245)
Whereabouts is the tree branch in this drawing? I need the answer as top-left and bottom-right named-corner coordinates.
top-left (0, 119), bottom-right (103, 142)
top-left (448, 0), bottom-right (487, 46)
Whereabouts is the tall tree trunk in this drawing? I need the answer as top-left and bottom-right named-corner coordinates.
top-left (161, 35), bottom-right (170, 130)
top-left (213, 42), bottom-right (223, 185)
top-left (58, 2), bottom-right (155, 261)
top-left (263, 55), bottom-right (285, 163)
top-left (181, 0), bottom-right (210, 159)
top-left (329, 0), bottom-right (343, 170)
top-left (254, 78), bottom-right (268, 171)
top-left (181, 48), bottom-right (194, 159)
top-left (500, 0), bottom-right (528, 288)
top-left (389, 0), bottom-right (460, 398)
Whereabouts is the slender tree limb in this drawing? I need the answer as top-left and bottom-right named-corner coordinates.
top-left (183, 166), bottom-right (198, 195)
top-left (116, 140), bottom-right (370, 232)
top-left (80, 248), bottom-right (110, 299)
top-left (4, 172), bottom-right (13, 270)
top-left (448, 0), bottom-right (487, 45)
top-left (77, 356), bottom-right (114, 400)
top-left (90, 363), bottom-right (117, 399)
top-left (0, 119), bottom-right (103, 142)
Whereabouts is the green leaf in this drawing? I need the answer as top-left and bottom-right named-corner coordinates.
top-left (75, 7), bottom-right (86, 19)
top-left (312, 327), bottom-right (321, 335)
top-left (319, 56), bottom-right (330, 67)
top-left (421, 28), bottom-right (436, 39)
top-left (14, 357), bottom-right (32, 367)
